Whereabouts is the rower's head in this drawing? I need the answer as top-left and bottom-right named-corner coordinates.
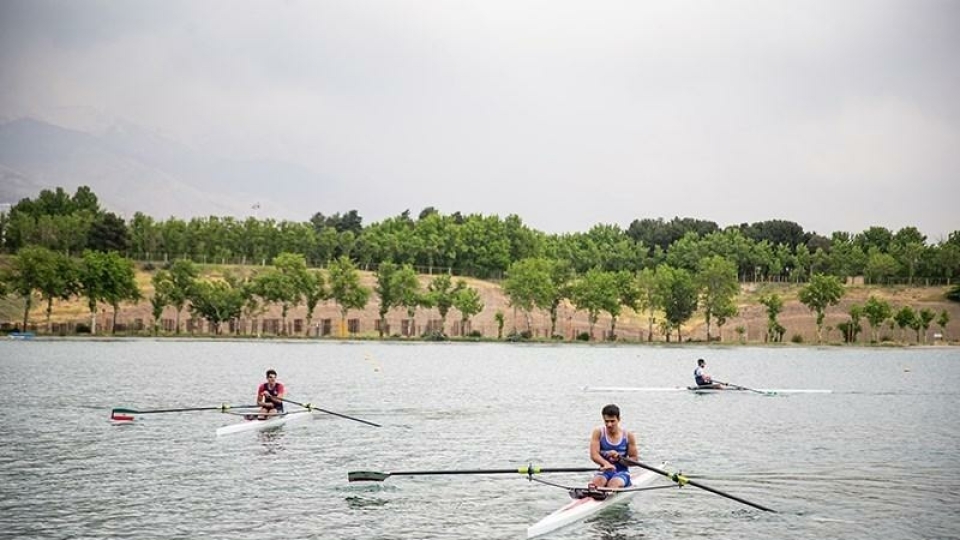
top-left (698, 358), bottom-right (706, 367)
top-left (601, 404), bottom-right (621, 428)
top-left (266, 369), bottom-right (277, 381)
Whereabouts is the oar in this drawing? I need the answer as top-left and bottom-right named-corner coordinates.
top-left (348, 465), bottom-right (600, 482)
top-left (623, 458), bottom-right (775, 512)
top-left (111, 403), bottom-right (258, 417)
top-left (714, 380), bottom-right (777, 396)
top-left (279, 398), bottom-right (381, 427)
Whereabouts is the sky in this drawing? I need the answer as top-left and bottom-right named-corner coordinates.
top-left (1, 0), bottom-right (958, 240)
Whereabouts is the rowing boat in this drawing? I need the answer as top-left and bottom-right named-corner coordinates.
top-left (215, 409), bottom-right (314, 437)
top-left (584, 385), bottom-right (831, 394)
top-left (526, 465), bottom-right (662, 539)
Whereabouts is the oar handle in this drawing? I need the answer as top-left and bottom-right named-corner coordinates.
top-left (624, 459), bottom-right (775, 513)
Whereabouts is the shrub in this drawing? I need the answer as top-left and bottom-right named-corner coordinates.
top-left (576, 332), bottom-right (591, 341)
top-left (790, 334), bottom-right (804, 344)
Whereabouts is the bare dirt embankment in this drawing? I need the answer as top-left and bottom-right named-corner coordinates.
top-left (4, 264), bottom-right (958, 344)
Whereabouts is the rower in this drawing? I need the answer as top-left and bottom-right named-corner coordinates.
top-left (694, 358), bottom-right (723, 389)
top-left (257, 369), bottom-right (286, 417)
top-left (586, 404), bottom-right (638, 494)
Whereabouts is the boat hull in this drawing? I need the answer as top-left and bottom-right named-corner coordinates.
top-left (526, 466), bottom-right (661, 539)
top-left (216, 410), bottom-right (313, 436)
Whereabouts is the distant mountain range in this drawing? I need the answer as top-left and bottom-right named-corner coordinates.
top-left (0, 117), bottom-right (348, 222)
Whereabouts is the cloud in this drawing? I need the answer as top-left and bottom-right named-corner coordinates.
top-left (1, 0), bottom-right (958, 238)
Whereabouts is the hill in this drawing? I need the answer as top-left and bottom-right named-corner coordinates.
top-left (0, 117), bottom-right (347, 221)
top-left (2, 263), bottom-right (957, 344)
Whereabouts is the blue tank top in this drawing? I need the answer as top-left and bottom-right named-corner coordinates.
top-left (599, 429), bottom-right (629, 472)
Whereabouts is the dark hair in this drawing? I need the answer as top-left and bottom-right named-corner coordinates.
top-left (601, 404), bottom-right (620, 418)
top-left (697, 358), bottom-right (706, 366)
top-left (266, 369), bottom-right (277, 378)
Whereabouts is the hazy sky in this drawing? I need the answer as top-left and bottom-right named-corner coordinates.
top-left (1, 0), bottom-right (958, 239)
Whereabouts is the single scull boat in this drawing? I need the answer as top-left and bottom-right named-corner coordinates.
top-left (526, 464), bottom-right (664, 539)
top-left (216, 409), bottom-right (314, 437)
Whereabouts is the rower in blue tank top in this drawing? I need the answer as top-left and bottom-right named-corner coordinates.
top-left (589, 404), bottom-right (638, 489)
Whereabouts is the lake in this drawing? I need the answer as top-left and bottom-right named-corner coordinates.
top-left (1, 340), bottom-right (957, 540)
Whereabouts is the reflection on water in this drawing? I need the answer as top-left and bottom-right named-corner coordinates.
top-left (0, 341), bottom-right (958, 540)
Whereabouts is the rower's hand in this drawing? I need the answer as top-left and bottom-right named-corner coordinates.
top-left (601, 462), bottom-right (615, 471)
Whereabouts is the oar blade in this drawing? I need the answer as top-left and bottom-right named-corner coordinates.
top-left (348, 471), bottom-right (391, 482)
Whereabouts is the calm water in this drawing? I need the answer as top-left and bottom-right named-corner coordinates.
top-left (1, 340), bottom-right (958, 540)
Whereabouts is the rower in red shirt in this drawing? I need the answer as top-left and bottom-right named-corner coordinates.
top-left (257, 369), bottom-right (286, 416)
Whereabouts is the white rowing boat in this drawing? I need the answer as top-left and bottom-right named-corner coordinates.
top-left (584, 385), bottom-right (831, 394)
top-left (526, 465), bottom-right (662, 539)
top-left (216, 409), bottom-right (314, 437)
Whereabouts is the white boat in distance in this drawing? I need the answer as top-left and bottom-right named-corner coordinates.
top-left (216, 409), bottom-right (314, 437)
top-left (584, 386), bottom-right (832, 394)
top-left (527, 465), bottom-right (662, 539)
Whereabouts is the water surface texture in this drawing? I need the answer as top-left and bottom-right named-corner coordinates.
top-left (1, 340), bottom-right (957, 540)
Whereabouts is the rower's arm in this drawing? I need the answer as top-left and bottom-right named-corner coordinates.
top-left (627, 432), bottom-right (639, 461)
top-left (589, 428), bottom-right (612, 468)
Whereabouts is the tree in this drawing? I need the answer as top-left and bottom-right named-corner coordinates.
top-left (838, 304), bottom-right (863, 343)
top-left (3, 246), bottom-right (59, 330)
top-left (654, 265), bottom-right (699, 342)
top-left (936, 310), bottom-right (950, 339)
top-left (569, 268), bottom-right (621, 340)
top-left (189, 278), bottom-right (246, 335)
top-left (452, 282), bottom-right (484, 336)
top-left (328, 256), bottom-right (370, 337)
top-left (78, 250), bottom-right (141, 334)
top-left (634, 267), bottom-right (658, 342)
top-left (893, 306), bottom-right (917, 343)
top-left (502, 258), bottom-right (554, 332)
top-left (697, 255), bottom-right (740, 341)
top-left (494, 310), bottom-right (505, 339)
top-left (425, 274), bottom-right (465, 336)
top-left (161, 260), bottom-right (199, 334)
top-left (759, 293), bottom-right (785, 343)
top-left (862, 296), bottom-right (893, 343)
top-left (798, 273), bottom-right (845, 343)
top-left (918, 308), bottom-right (936, 343)
top-left (373, 261), bottom-right (420, 337)
top-left (301, 269), bottom-right (327, 337)
top-left (252, 253), bottom-right (307, 335)
top-left (150, 271), bottom-right (170, 335)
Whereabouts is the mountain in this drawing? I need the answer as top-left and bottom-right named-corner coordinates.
top-left (0, 117), bottom-right (348, 221)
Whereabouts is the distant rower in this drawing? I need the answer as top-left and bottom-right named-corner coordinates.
top-left (694, 359), bottom-right (723, 389)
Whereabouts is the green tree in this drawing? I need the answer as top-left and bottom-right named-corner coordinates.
top-left (935, 310), bottom-right (950, 339)
top-left (655, 265), bottom-right (698, 342)
top-left (569, 269), bottom-right (620, 339)
top-left (425, 274), bottom-right (465, 336)
top-left (452, 282), bottom-right (484, 336)
top-left (3, 246), bottom-right (56, 330)
top-left (634, 267), bottom-right (658, 342)
top-left (150, 270), bottom-right (170, 335)
top-left (373, 261), bottom-right (420, 337)
top-left (759, 293), bottom-right (785, 343)
top-left (798, 273), bottom-right (846, 343)
top-left (328, 256), bottom-right (370, 337)
top-left (189, 278), bottom-right (246, 335)
top-left (161, 260), bottom-right (199, 334)
top-left (503, 258), bottom-right (554, 332)
top-left (494, 310), bottom-right (505, 339)
top-left (78, 251), bottom-right (141, 334)
top-left (893, 306), bottom-right (917, 343)
top-left (918, 308), bottom-right (936, 343)
top-left (838, 304), bottom-right (863, 343)
top-left (301, 269), bottom-right (327, 337)
top-left (697, 255), bottom-right (740, 341)
top-left (862, 296), bottom-right (893, 343)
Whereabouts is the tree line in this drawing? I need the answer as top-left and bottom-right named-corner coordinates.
top-left (1, 186), bottom-right (957, 342)
top-left (3, 186), bottom-right (959, 283)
